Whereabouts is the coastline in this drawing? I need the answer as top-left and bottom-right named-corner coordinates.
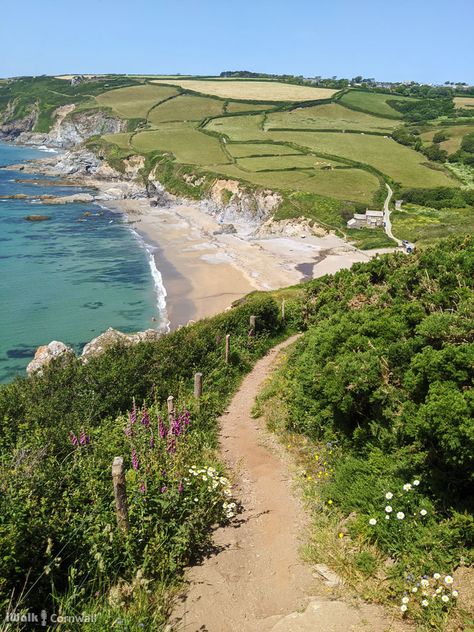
top-left (1, 142), bottom-right (398, 332)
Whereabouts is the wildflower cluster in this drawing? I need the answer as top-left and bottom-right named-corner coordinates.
top-left (367, 479), bottom-right (428, 528)
top-left (68, 429), bottom-right (90, 447)
top-left (185, 466), bottom-right (236, 519)
top-left (400, 573), bottom-right (458, 618)
top-left (301, 442), bottom-right (337, 483)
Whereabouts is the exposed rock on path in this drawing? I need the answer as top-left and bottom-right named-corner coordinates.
top-left (172, 337), bottom-right (412, 632)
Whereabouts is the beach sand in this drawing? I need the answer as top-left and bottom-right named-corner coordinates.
top-left (112, 198), bottom-right (394, 329)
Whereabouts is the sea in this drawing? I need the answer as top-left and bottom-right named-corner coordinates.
top-left (0, 141), bottom-right (166, 383)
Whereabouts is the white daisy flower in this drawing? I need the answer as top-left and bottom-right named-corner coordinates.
top-left (385, 505), bottom-right (393, 513)
top-left (385, 515), bottom-right (390, 520)
top-left (452, 590), bottom-right (459, 598)
top-left (400, 604), bottom-right (407, 613)
top-left (396, 512), bottom-right (405, 520)
top-left (411, 587), bottom-right (418, 593)
top-left (421, 599), bottom-right (429, 607)
top-left (369, 518), bottom-right (377, 526)
top-left (420, 509), bottom-right (427, 516)
top-left (433, 573), bottom-right (441, 580)
top-left (402, 596), bottom-right (409, 604)
top-left (385, 492), bottom-right (393, 500)
top-left (436, 587), bottom-right (442, 594)
top-left (413, 479), bottom-right (420, 486)
top-left (441, 595), bottom-right (449, 603)
top-left (444, 576), bottom-right (454, 585)
top-left (420, 579), bottom-right (429, 588)
top-left (403, 483), bottom-right (412, 491)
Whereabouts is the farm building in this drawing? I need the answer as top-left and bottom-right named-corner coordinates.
top-left (347, 210), bottom-right (384, 229)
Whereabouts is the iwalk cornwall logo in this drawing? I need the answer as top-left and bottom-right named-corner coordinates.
top-left (4, 610), bottom-right (97, 626)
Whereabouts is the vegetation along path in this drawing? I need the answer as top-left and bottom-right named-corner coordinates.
top-left (171, 337), bottom-right (411, 632)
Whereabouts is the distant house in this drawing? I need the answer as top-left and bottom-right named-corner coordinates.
top-left (395, 199), bottom-right (404, 210)
top-left (347, 209), bottom-right (384, 229)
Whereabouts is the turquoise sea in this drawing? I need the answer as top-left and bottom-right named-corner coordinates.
top-left (0, 142), bottom-right (164, 383)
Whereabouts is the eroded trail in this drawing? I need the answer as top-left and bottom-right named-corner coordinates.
top-left (172, 337), bottom-right (410, 632)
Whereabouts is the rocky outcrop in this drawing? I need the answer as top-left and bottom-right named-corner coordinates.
top-left (255, 216), bottom-right (327, 238)
top-left (27, 327), bottom-right (163, 376)
top-left (1, 102), bottom-right (126, 149)
top-left (27, 341), bottom-right (75, 376)
top-left (81, 328), bottom-right (162, 362)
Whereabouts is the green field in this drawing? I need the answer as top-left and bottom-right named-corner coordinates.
top-left (266, 103), bottom-right (399, 132)
top-left (95, 84), bottom-right (178, 118)
top-left (338, 90), bottom-right (415, 118)
top-left (132, 123), bottom-right (229, 165)
top-left (210, 163), bottom-right (379, 204)
top-left (266, 131), bottom-right (456, 187)
top-left (148, 94), bottom-right (224, 124)
top-left (207, 114), bottom-right (267, 140)
top-left (226, 142), bottom-right (303, 158)
top-left (236, 155), bottom-right (340, 171)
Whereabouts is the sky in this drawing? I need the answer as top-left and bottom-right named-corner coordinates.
top-left (1, 0), bottom-right (473, 84)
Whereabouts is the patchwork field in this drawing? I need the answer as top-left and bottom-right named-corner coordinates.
top-left (265, 103), bottom-right (399, 132)
top-left (148, 94), bottom-right (224, 124)
top-left (421, 124), bottom-right (474, 154)
top-left (95, 84), bottom-right (178, 118)
top-left (131, 123), bottom-right (229, 165)
top-left (454, 96), bottom-right (474, 109)
top-left (152, 79), bottom-right (338, 102)
top-left (338, 90), bottom-right (415, 118)
top-left (225, 102), bottom-right (271, 113)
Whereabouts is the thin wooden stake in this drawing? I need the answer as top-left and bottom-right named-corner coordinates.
top-left (167, 395), bottom-right (174, 417)
top-left (225, 334), bottom-right (230, 364)
top-left (194, 372), bottom-right (203, 398)
top-left (112, 456), bottom-right (129, 533)
top-left (249, 314), bottom-right (256, 330)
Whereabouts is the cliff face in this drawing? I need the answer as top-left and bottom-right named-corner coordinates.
top-left (0, 103), bottom-right (126, 148)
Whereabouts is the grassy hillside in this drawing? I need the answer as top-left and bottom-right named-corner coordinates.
top-left (1, 76), bottom-right (473, 245)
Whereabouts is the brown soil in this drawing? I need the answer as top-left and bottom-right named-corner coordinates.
top-left (171, 337), bottom-right (412, 632)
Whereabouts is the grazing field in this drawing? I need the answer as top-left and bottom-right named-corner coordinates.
top-left (101, 132), bottom-right (132, 149)
top-left (152, 79), bottom-right (338, 102)
top-left (148, 94), bottom-right (224, 124)
top-left (420, 125), bottom-right (474, 154)
top-left (209, 163), bottom-right (379, 204)
top-left (132, 123), bottom-right (229, 165)
top-left (454, 96), bottom-right (474, 109)
top-left (236, 155), bottom-right (339, 171)
top-left (338, 90), bottom-right (414, 118)
top-left (266, 103), bottom-right (399, 132)
top-left (267, 131), bottom-right (456, 187)
top-left (96, 84), bottom-right (178, 118)
top-left (392, 204), bottom-right (474, 241)
top-left (225, 102), bottom-right (271, 113)
top-left (226, 143), bottom-right (303, 158)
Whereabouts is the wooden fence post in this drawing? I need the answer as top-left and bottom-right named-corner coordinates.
top-left (112, 456), bottom-right (129, 533)
top-left (249, 315), bottom-right (256, 331)
top-left (167, 395), bottom-right (174, 417)
top-left (194, 372), bottom-right (203, 398)
top-left (225, 334), bottom-right (230, 364)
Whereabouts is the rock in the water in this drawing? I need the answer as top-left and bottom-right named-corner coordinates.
top-left (213, 223), bottom-right (237, 235)
top-left (27, 341), bottom-right (75, 375)
top-left (24, 215), bottom-right (51, 221)
top-left (81, 327), bottom-right (161, 362)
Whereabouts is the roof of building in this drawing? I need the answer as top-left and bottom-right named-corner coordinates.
top-left (347, 218), bottom-right (357, 227)
top-left (353, 213), bottom-right (366, 220)
top-left (366, 210), bottom-right (384, 217)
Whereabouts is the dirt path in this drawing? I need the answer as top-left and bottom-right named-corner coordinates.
top-left (171, 337), bottom-right (411, 632)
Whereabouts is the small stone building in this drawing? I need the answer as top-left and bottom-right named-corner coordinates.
top-left (347, 210), bottom-right (384, 229)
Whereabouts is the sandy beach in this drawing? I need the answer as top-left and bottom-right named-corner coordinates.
top-left (112, 197), bottom-right (395, 328)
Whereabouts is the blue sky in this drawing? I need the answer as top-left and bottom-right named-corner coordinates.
top-left (2, 0), bottom-right (473, 84)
